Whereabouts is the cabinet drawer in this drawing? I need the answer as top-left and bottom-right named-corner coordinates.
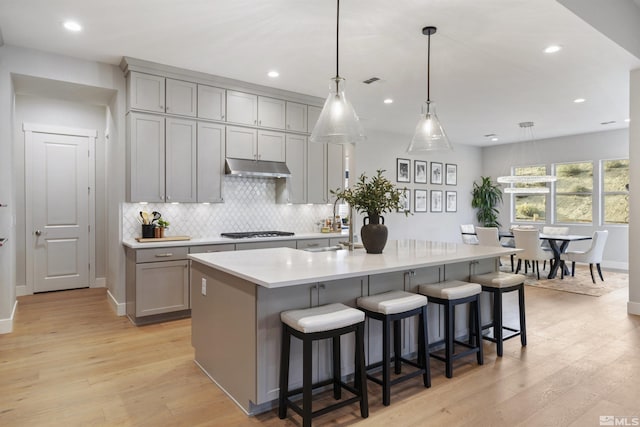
top-left (235, 240), bottom-right (296, 250)
top-left (135, 260), bottom-right (189, 317)
top-left (189, 244), bottom-right (235, 254)
top-left (296, 239), bottom-right (330, 250)
top-left (136, 246), bottom-right (188, 263)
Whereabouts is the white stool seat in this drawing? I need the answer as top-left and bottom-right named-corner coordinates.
top-left (357, 290), bottom-right (427, 315)
top-left (470, 272), bottom-right (526, 288)
top-left (418, 280), bottom-right (481, 300)
top-left (281, 303), bottom-right (364, 334)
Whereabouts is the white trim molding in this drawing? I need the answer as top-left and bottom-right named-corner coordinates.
top-left (94, 277), bottom-right (106, 288)
top-left (107, 289), bottom-right (126, 316)
top-left (0, 301), bottom-right (18, 334)
top-left (628, 301), bottom-right (640, 316)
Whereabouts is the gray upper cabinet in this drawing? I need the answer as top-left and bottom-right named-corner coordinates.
top-left (165, 118), bottom-right (197, 202)
top-left (307, 141), bottom-right (327, 204)
top-left (276, 134), bottom-right (307, 204)
top-left (286, 102), bottom-right (307, 133)
top-left (226, 90), bottom-right (258, 125)
top-left (307, 105), bottom-right (322, 133)
top-left (226, 126), bottom-right (258, 160)
top-left (197, 122), bottom-right (225, 203)
top-left (165, 79), bottom-right (197, 117)
top-left (257, 130), bottom-right (286, 162)
top-left (128, 112), bottom-right (165, 203)
top-left (128, 72), bottom-right (165, 113)
top-left (197, 84), bottom-right (226, 121)
top-left (258, 96), bottom-right (286, 129)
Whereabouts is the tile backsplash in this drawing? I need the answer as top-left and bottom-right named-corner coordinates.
top-left (123, 176), bottom-right (333, 240)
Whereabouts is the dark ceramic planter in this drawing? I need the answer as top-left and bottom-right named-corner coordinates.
top-left (360, 214), bottom-right (388, 254)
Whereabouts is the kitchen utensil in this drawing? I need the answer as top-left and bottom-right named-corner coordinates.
top-left (140, 211), bottom-right (150, 225)
top-left (151, 211), bottom-right (161, 224)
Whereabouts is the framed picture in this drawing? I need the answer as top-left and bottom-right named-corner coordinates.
top-left (430, 162), bottom-right (443, 185)
top-left (397, 158), bottom-right (410, 183)
top-left (431, 190), bottom-right (443, 212)
top-left (414, 160), bottom-right (427, 184)
top-left (445, 163), bottom-right (457, 185)
top-left (398, 189), bottom-right (411, 213)
top-left (445, 191), bottom-right (457, 212)
top-left (414, 189), bottom-right (427, 212)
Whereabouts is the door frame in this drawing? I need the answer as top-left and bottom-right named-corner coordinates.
top-left (23, 123), bottom-right (97, 295)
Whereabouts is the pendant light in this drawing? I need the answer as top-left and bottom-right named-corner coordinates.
top-left (497, 121), bottom-right (556, 194)
top-left (309, 0), bottom-right (365, 145)
top-left (407, 26), bottom-right (452, 153)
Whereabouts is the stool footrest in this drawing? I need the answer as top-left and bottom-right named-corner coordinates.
top-left (480, 325), bottom-right (521, 343)
top-left (286, 394), bottom-right (362, 419)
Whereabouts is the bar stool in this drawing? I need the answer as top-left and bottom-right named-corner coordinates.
top-left (469, 271), bottom-right (527, 357)
top-left (279, 303), bottom-right (368, 427)
top-left (418, 281), bottom-right (483, 378)
top-left (356, 290), bottom-right (430, 406)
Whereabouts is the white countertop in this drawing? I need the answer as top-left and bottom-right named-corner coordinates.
top-left (189, 240), bottom-right (517, 288)
top-left (122, 231), bottom-right (348, 249)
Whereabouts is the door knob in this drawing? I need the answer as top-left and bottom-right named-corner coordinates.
top-left (35, 230), bottom-right (42, 236)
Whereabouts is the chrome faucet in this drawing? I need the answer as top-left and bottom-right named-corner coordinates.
top-left (333, 196), bottom-right (355, 251)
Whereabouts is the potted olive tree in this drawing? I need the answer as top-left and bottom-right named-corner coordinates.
top-left (332, 169), bottom-right (407, 253)
top-left (471, 176), bottom-right (503, 227)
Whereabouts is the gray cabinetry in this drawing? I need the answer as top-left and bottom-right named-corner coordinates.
top-left (258, 96), bottom-right (286, 129)
top-left (197, 84), bottom-right (226, 121)
top-left (127, 112), bottom-right (165, 202)
top-left (286, 101), bottom-right (308, 132)
top-left (128, 72), bottom-right (165, 113)
top-left (276, 134), bottom-right (307, 204)
top-left (307, 105), bottom-right (321, 133)
top-left (226, 90), bottom-right (258, 125)
top-left (256, 130), bottom-right (286, 162)
top-left (165, 117), bottom-right (197, 202)
top-left (226, 126), bottom-right (285, 162)
top-left (307, 142), bottom-right (344, 204)
top-left (295, 238), bottom-right (329, 250)
top-left (196, 122), bottom-right (225, 203)
top-left (235, 240), bottom-right (296, 250)
top-left (165, 79), bottom-right (197, 117)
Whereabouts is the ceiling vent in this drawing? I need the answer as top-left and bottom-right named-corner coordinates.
top-left (362, 77), bottom-right (381, 84)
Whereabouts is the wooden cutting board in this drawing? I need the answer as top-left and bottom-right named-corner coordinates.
top-left (135, 236), bottom-right (191, 243)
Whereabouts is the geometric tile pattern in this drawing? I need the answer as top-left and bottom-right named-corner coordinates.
top-left (123, 176), bottom-right (333, 239)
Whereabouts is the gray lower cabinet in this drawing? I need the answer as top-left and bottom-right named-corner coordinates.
top-left (235, 240), bottom-right (296, 250)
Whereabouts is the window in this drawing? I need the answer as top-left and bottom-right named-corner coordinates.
top-left (513, 165), bottom-right (547, 222)
top-left (602, 159), bottom-right (629, 224)
top-left (555, 162), bottom-right (593, 223)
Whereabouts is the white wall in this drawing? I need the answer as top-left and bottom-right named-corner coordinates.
top-left (482, 128), bottom-right (629, 269)
top-left (353, 129), bottom-right (482, 243)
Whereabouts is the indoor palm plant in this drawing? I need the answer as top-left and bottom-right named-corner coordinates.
top-left (471, 176), bottom-right (503, 227)
top-left (332, 169), bottom-right (407, 253)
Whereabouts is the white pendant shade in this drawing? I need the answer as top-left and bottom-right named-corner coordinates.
top-left (310, 77), bottom-right (365, 144)
top-left (407, 101), bottom-right (452, 152)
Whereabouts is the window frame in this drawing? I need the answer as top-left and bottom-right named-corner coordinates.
top-left (600, 158), bottom-right (629, 226)
top-left (553, 160), bottom-right (594, 225)
top-left (509, 164), bottom-right (549, 224)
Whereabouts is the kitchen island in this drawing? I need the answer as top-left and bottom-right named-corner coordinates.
top-left (189, 240), bottom-right (516, 415)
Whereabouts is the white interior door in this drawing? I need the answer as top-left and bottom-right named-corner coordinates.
top-left (26, 126), bottom-right (94, 293)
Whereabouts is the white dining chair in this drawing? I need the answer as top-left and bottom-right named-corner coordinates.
top-left (460, 224), bottom-right (478, 245)
top-left (476, 226), bottom-right (515, 271)
top-left (513, 228), bottom-right (554, 280)
top-left (559, 230), bottom-right (609, 284)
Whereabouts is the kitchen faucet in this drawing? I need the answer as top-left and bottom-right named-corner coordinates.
top-left (333, 197), bottom-right (355, 251)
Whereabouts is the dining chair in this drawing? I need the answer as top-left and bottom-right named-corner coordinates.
top-left (475, 226), bottom-right (515, 271)
top-left (559, 230), bottom-right (609, 284)
top-left (460, 224), bottom-right (479, 245)
top-left (513, 228), bottom-right (554, 280)
top-left (541, 226), bottom-right (570, 269)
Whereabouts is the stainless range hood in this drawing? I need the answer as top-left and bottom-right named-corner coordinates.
top-left (224, 158), bottom-right (291, 178)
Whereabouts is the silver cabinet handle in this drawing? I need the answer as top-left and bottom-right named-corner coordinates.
top-left (35, 230), bottom-right (42, 236)
top-left (160, 105), bottom-right (164, 109)
top-left (155, 253), bottom-right (173, 257)
top-left (221, 115), bottom-right (225, 119)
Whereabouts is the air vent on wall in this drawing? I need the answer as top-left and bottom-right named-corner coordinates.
top-left (362, 77), bottom-right (381, 84)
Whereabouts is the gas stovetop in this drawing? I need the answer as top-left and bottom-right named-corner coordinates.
top-left (220, 231), bottom-right (295, 239)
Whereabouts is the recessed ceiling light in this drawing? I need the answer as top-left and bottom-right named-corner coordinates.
top-left (544, 45), bottom-right (562, 54)
top-left (624, 118), bottom-right (631, 123)
top-left (573, 98), bottom-right (586, 103)
top-left (491, 137), bottom-right (499, 142)
top-left (267, 70), bottom-right (279, 78)
top-left (63, 20), bottom-right (82, 32)
top-left (383, 98), bottom-right (393, 104)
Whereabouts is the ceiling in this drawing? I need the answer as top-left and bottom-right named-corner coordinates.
top-left (1, 0), bottom-right (639, 146)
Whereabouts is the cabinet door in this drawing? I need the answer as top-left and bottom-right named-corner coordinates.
top-left (128, 113), bottom-right (165, 202)
top-left (258, 96), bottom-right (286, 129)
top-left (226, 126), bottom-right (257, 160)
top-left (257, 130), bottom-right (286, 162)
top-left (197, 84), bottom-right (226, 121)
top-left (166, 118), bottom-right (197, 202)
top-left (307, 142), bottom-right (327, 204)
top-left (135, 260), bottom-right (189, 316)
top-left (286, 102), bottom-right (307, 132)
top-left (296, 238), bottom-right (330, 250)
top-left (197, 122), bottom-right (225, 203)
top-left (327, 143), bottom-right (344, 195)
top-left (166, 79), bottom-right (197, 117)
top-left (235, 240), bottom-right (297, 250)
top-left (277, 134), bottom-right (306, 204)
top-left (128, 72), bottom-right (165, 113)
top-left (226, 90), bottom-right (258, 125)
top-left (307, 105), bottom-right (322, 133)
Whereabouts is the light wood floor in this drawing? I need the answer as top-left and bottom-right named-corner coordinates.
top-left (1, 279), bottom-right (639, 427)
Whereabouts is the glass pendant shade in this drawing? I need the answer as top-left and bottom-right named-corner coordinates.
top-left (407, 101), bottom-right (452, 152)
top-left (310, 77), bottom-right (365, 144)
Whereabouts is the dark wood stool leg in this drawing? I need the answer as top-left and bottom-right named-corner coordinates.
top-left (302, 336), bottom-right (313, 427)
top-left (571, 261), bottom-right (575, 276)
top-left (419, 306), bottom-right (431, 387)
top-left (278, 325), bottom-right (290, 419)
top-left (382, 316), bottom-right (391, 406)
top-left (445, 302), bottom-right (454, 379)
top-left (518, 285), bottom-right (527, 347)
top-left (393, 319), bottom-right (402, 374)
top-left (475, 296), bottom-right (484, 365)
top-left (333, 335), bottom-right (341, 399)
top-left (356, 323), bottom-right (369, 418)
top-left (494, 290), bottom-right (504, 357)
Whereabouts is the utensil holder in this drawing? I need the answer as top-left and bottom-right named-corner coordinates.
top-left (141, 224), bottom-right (155, 238)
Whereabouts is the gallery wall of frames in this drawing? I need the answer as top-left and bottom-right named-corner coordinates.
top-left (396, 158), bottom-right (457, 214)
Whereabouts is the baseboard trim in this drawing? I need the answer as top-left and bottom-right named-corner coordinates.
top-left (0, 300), bottom-right (18, 334)
top-left (628, 301), bottom-right (640, 316)
top-left (16, 284), bottom-right (28, 297)
top-left (603, 261), bottom-right (628, 272)
top-left (107, 289), bottom-right (126, 316)
top-left (93, 277), bottom-right (106, 288)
